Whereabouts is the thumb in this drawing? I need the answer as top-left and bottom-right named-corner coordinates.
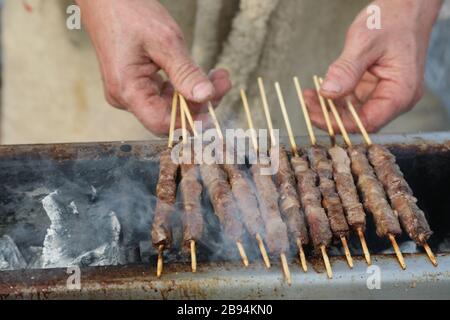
top-left (151, 37), bottom-right (215, 103)
top-left (321, 46), bottom-right (375, 99)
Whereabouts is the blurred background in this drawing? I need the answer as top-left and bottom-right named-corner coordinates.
top-left (1, 0), bottom-right (449, 145)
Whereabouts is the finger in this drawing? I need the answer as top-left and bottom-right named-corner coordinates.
top-left (161, 68), bottom-right (232, 114)
top-left (146, 28), bottom-right (215, 103)
top-left (321, 34), bottom-right (379, 99)
top-left (130, 95), bottom-right (172, 136)
top-left (313, 80), bottom-right (412, 134)
top-left (351, 81), bottom-right (413, 133)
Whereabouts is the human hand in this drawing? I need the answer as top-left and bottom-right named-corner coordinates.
top-left (76, 0), bottom-right (231, 135)
top-left (304, 0), bottom-right (442, 132)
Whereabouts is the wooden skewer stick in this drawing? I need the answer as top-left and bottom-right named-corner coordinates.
top-left (241, 87), bottom-right (291, 282)
top-left (276, 81), bottom-right (335, 277)
top-left (317, 77), bottom-right (352, 147)
top-left (340, 236), bottom-right (354, 268)
top-left (208, 104), bottom-right (270, 268)
top-left (240, 89), bottom-right (259, 152)
top-left (423, 242), bottom-right (438, 267)
top-left (208, 103), bottom-right (224, 141)
top-left (321, 245), bottom-right (333, 279)
top-left (261, 79), bottom-right (308, 271)
top-left (314, 77), bottom-right (373, 266)
top-left (342, 94), bottom-right (412, 269)
top-left (347, 98), bottom-right (436, 268)
top-left (296, 238), bottom-right (308, 272)
top-left (388, 234), bottom-right (406, 270)
top-left (157, 244), bottom-right (164, 278)
top-left (180, 98), bottom-right (188, 144)
top-left (190, 240), bottom-right (197, 273)
top-left (346, 99), bottom-right (372, 146)
top-left (280, 253), bottom-right (292, 286)
top-left (184, 101), bottom-right (250, 268)
top-left (157, 92), bottom-right (180, 278)
top-left (256, 233), bottom-right (271, 269)
top-left (313, 76), bottom-right (335, 145)
top-left (358, 228), bottom-right (372, 265)
top-left (168, 92), bottom-right (178, 149)
top-left (180, 102), bottom-right (198, 273)
top-left (275, 82), bottom-right (299, 157)
top-left (258, 78), bottom-right (277, 146)
top-left (237, 241), bottom-right (250, 267)
top-left (294, 77), bottom-right (317, 146)
top-left (179, 94), bottom-right (198, 137)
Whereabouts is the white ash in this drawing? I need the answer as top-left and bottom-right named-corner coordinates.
top-left (0, 235), bottom-right (27, 271)
top-left (41, 190), bottom-right (123, 268)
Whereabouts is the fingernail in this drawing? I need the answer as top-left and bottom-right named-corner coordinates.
top-left (193, 81), bottom-right (214, 102)
top-left (321, 80), bottom-right (342, 93)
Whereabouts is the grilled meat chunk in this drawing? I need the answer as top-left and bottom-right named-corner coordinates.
top-left (308, 146), bottom-right (349, 239)
top-left (348, 146), bottom-right (402, 238)
top-left (152, 148), bottom-right (179, 247)
top-left (251, 164), bottom-right (290, 255)
top-left (180, 163), bottom-right (204, 249)
top-left (200, 164), bottom-right (244, 242)
top-left (368, 144), bottom-right (432, 244)
top-left (223, 164), bottom-right (265, 237)
top-left (274, 147), bottom-right (309, 245)
top-left (291, 155), bottom-right (332, 249)
top-left (328, 146), bottom-right (366, 231)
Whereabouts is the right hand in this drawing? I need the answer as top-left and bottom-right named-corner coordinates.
top-left (76, 0), bottom-right (231, 135)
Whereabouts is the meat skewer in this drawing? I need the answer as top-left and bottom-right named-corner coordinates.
top-left (311, 76), bottom-right (371, 265)
top-left (179, 97), bottom-right (204, 272)
top-left (275, 82), bottom-right (333, 278)
top-left (258, 78), bottom-right (309, 272)
top-left (315, 79), bottom-right (406, 269)
top-left (347, 100), bottom-right (437, 267)
top-left (241, 89), bottom-right (292, 285)
top-left (208, 104), bottom-right (271, 268)
top-left (181, 99), bottom-right (250, 267)
top-left (152, 92), bottom-right (179, 277)
top-left (293, 77), bottom-right (352, 268)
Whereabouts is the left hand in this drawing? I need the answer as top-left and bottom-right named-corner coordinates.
top-left (304, 0), bottom-right (442, 133)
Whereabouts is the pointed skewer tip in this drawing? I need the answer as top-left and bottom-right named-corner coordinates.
top-left (320, 245), bottom-right (333, 279)
top-left (157, 244), bottom-right (164, 278)
top-left (237, 242), bottom-right (249, 267)
top-left (256, 233), bottom-right (271, 268)
top-left (296, 238), bottom-right (308, 272)
top-left (357, 228), bottom-right (372, 266)
top-left (388, 234), bottom-right (406, 270)
top-left (423, 242), bottom-right (438, 267)
top-left (280, 253), bottom-right (292, 286)
top-left (340, 236), bottom-right (354, 269)
top-left (190, 240), bottom-right (197, 273)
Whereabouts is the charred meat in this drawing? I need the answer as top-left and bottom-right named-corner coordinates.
top-left (151, 148), bottom-right (179, 248)
top-left (251, 164), bottom-right (290, 255)
top-left (274, 147), bottom-right (309, 245)
top-left (291, 155), bottom-right (332, 249)
top-left (200, 164), bottom-right (245, 242)
top-left (348, 146), bottom-right (402, 238)
top-left (180, 163), bottom-right (204, 249)
top-left (368, 144), bottom-right (432, 244)
top-left (328, 146), bottom-right (366, 231)
top-left (222, 164), bottom-right (265, 237)
top-left (308, 146), bottom-right (350, 239)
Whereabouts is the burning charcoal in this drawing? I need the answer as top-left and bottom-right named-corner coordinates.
top-left (0, 235), bottom-right (27, 271)
top-left (41, 190), bottom-right (122, 268)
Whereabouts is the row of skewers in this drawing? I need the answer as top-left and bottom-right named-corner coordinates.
top-left (150, 75), bottom-right (438, 284)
